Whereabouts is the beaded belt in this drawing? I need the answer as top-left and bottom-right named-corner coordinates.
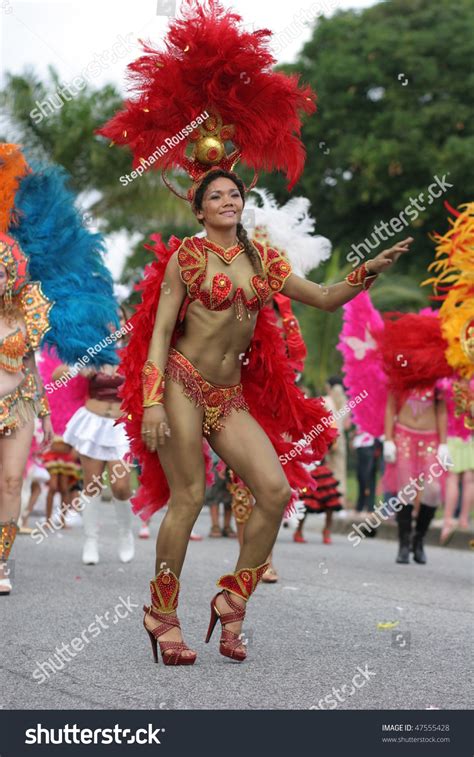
top-left (165, 348), bottom-right (248, 435)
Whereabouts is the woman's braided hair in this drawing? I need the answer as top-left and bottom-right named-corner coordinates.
top-left (192, 169), bottom-right (263, 274)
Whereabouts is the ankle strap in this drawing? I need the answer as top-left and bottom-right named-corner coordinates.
top-left (143, 604), bottom-right (181, 635)
top-left (216, 590), bottom-right (246, 625)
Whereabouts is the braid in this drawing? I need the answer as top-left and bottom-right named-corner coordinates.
top-left (237, 222), bottom-right (263, 274)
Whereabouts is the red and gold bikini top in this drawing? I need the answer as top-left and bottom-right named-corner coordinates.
top-left (0, 327), bottom-right (29, 373)
top-left (176, 236), bottom-right (292, 322)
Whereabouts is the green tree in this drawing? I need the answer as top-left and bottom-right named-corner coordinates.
top-left (259, 0), bottom-right (473, 382)
top-left (0, 68), bottom-right (197, 269)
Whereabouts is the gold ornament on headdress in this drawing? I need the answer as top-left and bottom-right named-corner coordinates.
top-left (161, 110), bottom-right (258, 203)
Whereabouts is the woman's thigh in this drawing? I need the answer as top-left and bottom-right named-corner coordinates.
top-left (208, 409), bottom-right (289, 500)
top-left (0, 419), bottom-right (35, 482)
top-left (80, 455), bottom-right (106, 491)
top-left (157, 378), bottom-right (207, 494)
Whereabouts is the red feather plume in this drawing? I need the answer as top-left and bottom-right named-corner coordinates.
top-left (98, 0), bottom-right (316, 191)
top-left (377, 311), bottom-right (453, 405)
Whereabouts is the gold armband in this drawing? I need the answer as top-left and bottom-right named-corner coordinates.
top-left (142, 360), bottom-right (165, 407)
top-left (345, 262), bottom-right (378, 290)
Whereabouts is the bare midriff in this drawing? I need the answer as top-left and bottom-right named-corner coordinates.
top-left (396, 398), bottom-right (438, 432)
top-left (85, 398), bottom-right (122, 419)
top-left (174, 301), bottom-right (258, 386)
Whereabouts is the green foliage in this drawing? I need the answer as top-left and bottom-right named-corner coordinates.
top-left (259, 0), bottom-right (473, 382)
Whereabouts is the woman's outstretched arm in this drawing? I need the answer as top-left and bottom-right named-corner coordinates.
top-left (282, 237), bottom-right (413, 312)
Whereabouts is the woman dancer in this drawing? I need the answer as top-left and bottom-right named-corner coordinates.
top-left (0, 233), bottom-right (53, 594)
top-left (423, 202), bottom-right (474, 544)
top-left (439, 377), bottom-right (473, 543)
top-left (63, 307), bottom-right (135, 565)
top-left (0, 143), bottom-right (124, 592)
top-left (101, 1), bottom-right (412, 664)
top-left (382, 313), bottom-right (451, 564)
top-left (323, 377), bottom-right (351, 510)
top-left (299, 460), bottom-right (343, 543)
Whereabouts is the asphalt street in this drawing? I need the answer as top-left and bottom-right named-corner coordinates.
top-left (1, 504), bottom-right (472, 711)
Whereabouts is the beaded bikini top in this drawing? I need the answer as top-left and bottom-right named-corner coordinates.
top-left (0, 327), bottom-right (29, 374)
top-left (176, 236), bottom-right (292, 322)
top-left (406, 387), bottom-right (436, 417)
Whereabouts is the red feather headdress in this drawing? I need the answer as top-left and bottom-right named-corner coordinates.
top-left (98, 0), bottom-right (316, 202)
top-left (378, 311), bottom-right (453, 405)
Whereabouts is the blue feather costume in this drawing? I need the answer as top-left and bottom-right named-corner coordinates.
top-left (9, 161), bottom-right (119, 366)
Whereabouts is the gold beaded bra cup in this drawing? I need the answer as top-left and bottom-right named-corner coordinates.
top-left (176, 236), bottom-right (292, 322)
top-left (0, 327), bottom-right (28, 373)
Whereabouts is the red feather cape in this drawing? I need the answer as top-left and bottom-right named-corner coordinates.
top-left (118, 235), bottom-right (336, 520)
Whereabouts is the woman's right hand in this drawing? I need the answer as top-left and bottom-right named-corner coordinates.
top-left (141, 405), bottom-right (171, 451)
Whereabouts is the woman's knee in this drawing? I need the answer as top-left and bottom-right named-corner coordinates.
top-left (255, 477), bottom-right (291, 511)
top-left (168, 480), bottom-right (206, 517)
top-left (110, 481), bottom-right (132, 501)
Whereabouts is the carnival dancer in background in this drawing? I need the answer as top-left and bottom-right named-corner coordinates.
top-left (37, 347), bottom-right (87, 529)
top-left (0, 231), bottom-right (53, 594)
top-left (63, 306), bottom-right (135, 565)
top-left (381, 313), bottom-right (451, 564)
top-left (298, 459), bottom-right (343, 544)
top-left (439, 377), bottom-right (473, 543)
top-left (323, 377), bottom-right (351, 509)
top-left (0, 143), bottom-right (122, 594)
top-left (100, 0), bottom-right (412, 665)
top-left (206, 451), bottom-right (237, 538)
top-left (422, 202), bottom-right (474, 545)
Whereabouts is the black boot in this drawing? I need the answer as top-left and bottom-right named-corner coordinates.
top-left (396, 504), bottom-right (413, 564)
top-left (412, 504), bottom-right (435, 564)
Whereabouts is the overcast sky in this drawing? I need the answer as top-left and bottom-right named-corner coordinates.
top-left (0, 0), bottom-right (377, 85)
top-left (0, 0), bottom-right (377, 280)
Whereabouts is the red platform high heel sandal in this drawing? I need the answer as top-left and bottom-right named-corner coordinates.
top-left (205, 563), bottom-right (268, 662)
top-left (143, 568), bottom-right (197, 666)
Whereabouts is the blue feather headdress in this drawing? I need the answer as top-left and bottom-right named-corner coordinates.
top-left (8, 158), bottom-right (120, 366)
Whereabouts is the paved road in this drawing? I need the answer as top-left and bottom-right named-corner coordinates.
top-left (1, 504), bottom-right (472, 710)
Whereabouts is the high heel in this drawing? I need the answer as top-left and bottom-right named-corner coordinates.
top-left (143, 568), bottom-right (197, 666)
top-left (205, 563), bottom-right (269, 662)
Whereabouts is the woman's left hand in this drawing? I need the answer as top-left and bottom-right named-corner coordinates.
top-left (40, 416), bottom-right (54, 450)
top-left (368, 237), bottom-right (414, 274)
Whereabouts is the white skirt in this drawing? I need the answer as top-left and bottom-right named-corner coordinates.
top-left (63, 406), bottom-right (130, 461)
